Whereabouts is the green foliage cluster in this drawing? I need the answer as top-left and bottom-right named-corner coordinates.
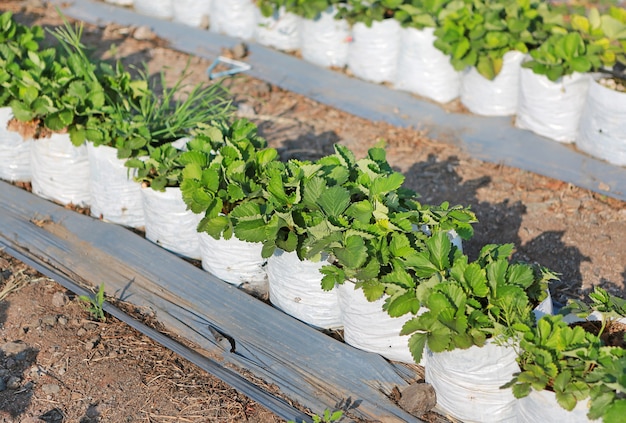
top-left (257, 0), bottom-right (343, 19)
top-left (504, 286), bottom-right (626, 422)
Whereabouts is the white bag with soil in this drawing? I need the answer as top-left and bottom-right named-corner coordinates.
top-left (460, 50), bottom-right (524, 116)
top-left (198, 232), bottom-right (268, 295)
top-left (518, 389), bottom-right (597, 423)
top-left (426, 340), bottom-right (520, 422)
top-left (141, 186), bottom-right (202, 259)
top-left (30, 133), bottom-right (91, 207)
top-left (394, 27), bottom-right (461, 103)
top-left (516, 68), bottom-right (590, 143)
top-left (576, 77), bottom-right (626, 166)
top-left (267, 249), bottom-right (342, 330)
top-left (338, 281), bottom-right (424, 364)
top-left (173, 0), bottom-right (212, 28)
top-left (209, 0), bottom-right (257, 40)
top-left (255, 7), bottom-right (301, 51)
top-left (87, 143), bottom-right (144, 229)
top-left (300, 6), bottom-right (350, 68)
top-left (347, 19), bottom-right (401, 84)
top-left (133, 0), bottom-right (173, 19)
top-left (0, 107), bottom-right (31, 182)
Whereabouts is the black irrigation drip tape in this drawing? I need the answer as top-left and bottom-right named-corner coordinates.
top-left (0, 242), bottom-right (313, 423)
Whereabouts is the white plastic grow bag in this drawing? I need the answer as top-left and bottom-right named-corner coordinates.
top-left (30, 133), bottom-right (90, 207)
top-left (133, 0), bottom-right (173, 19)
top-left (300, 6), bottom-right (350, 68)
top-left (172, 0), bottom-right (212, 28)
top-left (266, 249), bottom-right (342, 330)
top-left (198, 232), bottom-right (267, 294)
top-left (516, 68), bottom-right (590, 143)
top-left (347, 19), bottom-right (401, 84)
top-left (104, 0), bottom-right (134, 6)
top-left (0, 107), bottom-right (31, 182)
top-left (255, 7), bottom-right (301, 51)
top-left (518, 389), bottom-right (597, 422)
top-left (141, 186), bottom-right (202, 259)
top-left (209, 0), bottom-right (257, 40)
top-left (394, 27), bottom-right (461, 103)
top-left (576, 77), bottom-right (626, 166)
top-left (337, 281), bottom-right (423, 364)
top-left (425, 340), bottom-right (520, 423)
top-left (460, 50), bottom-right (525, 116)
top-left (87, 143), bottom-right (144, 229)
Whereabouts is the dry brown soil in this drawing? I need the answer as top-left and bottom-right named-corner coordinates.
top-left (0, 0), bottom-right (625, 422)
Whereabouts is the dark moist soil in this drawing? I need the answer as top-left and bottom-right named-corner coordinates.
top-left (1, 0), bottom-right (625, 422)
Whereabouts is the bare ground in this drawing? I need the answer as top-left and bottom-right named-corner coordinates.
top-left (0, 0), bottom-right (625, 422)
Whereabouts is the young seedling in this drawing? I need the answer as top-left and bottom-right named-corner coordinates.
top-left (78, 283), bottom-right (107, 322)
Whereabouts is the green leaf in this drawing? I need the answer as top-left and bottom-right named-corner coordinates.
top-left (316, 185), bottom-right (351, 218)
top-left (333, 235), bottom-right (367, 269)
top-left (385, 291), bottom-right (420, 317)
top-left (465, 262), bottom-right (489, 297)
top-left (604, 400), bottom-right (626, 423)
top-left (426, 231), bottom-right (452, 271)
top-left (408, 332), bottom-right (428, 364)
top-left (370, 172), bottom-right (405, 197)
top-left (233, 218), bottom-right (266, 243)
top-left (344, 200), bottom-right (373, 224)
top-left (360, 280), bottom-right (385, 302)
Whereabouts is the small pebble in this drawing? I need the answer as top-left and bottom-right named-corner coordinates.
top-left (51, 292), bottom-right (68, 308)
top-left (7, 376), bottom-right (21, 390)
top-left (42, 384), bottom-right (60, 395)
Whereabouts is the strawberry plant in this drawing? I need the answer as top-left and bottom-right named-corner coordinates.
top-left (336, 0), bottom-right (404, 26)
top-left (504, 286), bottom-right (626, 421)
top-left (433, 0), bottom-right (562, 80)
top-left (179, 119), bottom-right (278, 240)
top-left (523, 7), bottom-right (626, 81)
top-left (394, 0), bottom-right (455, 29)
top-left (399, 240), bottom-right (557, 364)
top-left (258, 0), bottom-right (343, 19)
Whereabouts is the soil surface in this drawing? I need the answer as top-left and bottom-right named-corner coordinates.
top-left (1, 0), bottom-right (625, 422)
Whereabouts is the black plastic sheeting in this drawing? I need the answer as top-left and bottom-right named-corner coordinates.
top-left (51, 0), bottom-right (626, 202)
top-left (0, 181), bottom-right (422, 422)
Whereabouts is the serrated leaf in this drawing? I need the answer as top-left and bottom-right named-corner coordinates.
top-left (408, 332), bottom-right (427, 364)
top-left (316, 185), bottom-right (351, 218)
top-left (426, 231), bottom-right (451, 271)
top-left (385, 291), bottom-right (420, 317)
top-left (333, 235), bottom-right (367, 269)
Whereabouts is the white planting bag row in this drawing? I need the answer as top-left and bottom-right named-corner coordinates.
top-left (266, 249), bottom-right (342, 330)
top-left (198, 232), bottom-right (268, 295)
top-left (141, 186), bottom-right (202, 259)
top-left (300, 6), bottom-right (350, 68)
top-left (347, 19), bottom-right (401, 84)
top-left (576, 77), bottom-right (626, 166)
top-left (0, 107), bottom-right (31, 182)
top-left (87, 143), bottom-right (145, 229)
top-left (30, 133), bottom-right (91, 207)
top-left (516, 68), bottom-right (591, 143)
top-left (394, 27), bottom-right (461, 104)
top-left (255, 7), bottom-right (301, 51)
top-left (461, 50), bottom-right (525, 116)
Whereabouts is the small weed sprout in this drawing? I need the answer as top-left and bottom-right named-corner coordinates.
top-left (79, 283), bottom-right (106, 322)
top-left (289, 409), bottom-right (343, 423)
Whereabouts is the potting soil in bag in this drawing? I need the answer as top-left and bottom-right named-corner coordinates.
top-left (267, 249), bottom-right (342, 330)
top-left (300, 6), bottom-right (350, 68)
top-left (198, 232), bottom-right (268, 295)
top-left (30, 133), bottom-right (91, 207)
top-left (425, 340), bottom-right (520, 422)
top-left (577, 77), bottom-right (626, 166)
top-left (518, 389), bottom-right (597, 422)
top-left (394, 27), bottom-right (461, 103)
top-left (516, 68), bottom-right (590, 143)
top-left (0, 107), bottom-right (31, 182)
top-left (173, 0), bottom-right (212, 27)
top-left (133, 0), bottom-right (173, 19)
top-left (255, 7), bottom-right (300, 51)
top-left (460, 50), bottom-right (524, 116)
top-left (338, 281), bottom-right (423, 364)
top-left (141, 186), bottom-right (202, 260)
top-left (209, 0), bottom-right (257, 40)
top-left (347, 19), bottom-right (401, 84)
top-left (87, 143), bottom-right (145, 229)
